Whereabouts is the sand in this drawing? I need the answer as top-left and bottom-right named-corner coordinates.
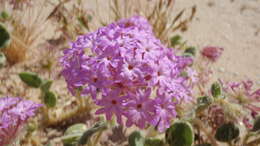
top-left (174, 0), bottom-right (260, 83)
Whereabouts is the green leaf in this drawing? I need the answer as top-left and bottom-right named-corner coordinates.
top-left (166, 121), bottom-right (194, 146)
top-left (144, 138), bottom-right (164, 146)
top-left (252, 116), bottom-right (260, 132)
top-left (44, 143), bottom-right (52, 146)
top-left (128, 131), bottom-right (145, 146)
top-left (62, 134), bottom-right (83, 146)
top-left (65, 123), bottom-right (87, 135)
top-left (19, 72), bottom-right (42, 88)
top-left (183, 53), bottom-right (193, 57)
top-left (0, 23), bottom-right (10, 49)
top-left (0, 52), bottom-right (6, 68)
top-left (44, 91), bottom-right (56, 108)
top-left (211, 82), bottom-right (222, 98)
top-left (40, 80), bottom-right (53, 93)
top-left (170, 35), bottom-right (182, 47)
top-left (87, 15), bottom-right (92, 21)
top-left (215, 122), bottom-right (239, 142)
top-left (62, 123), bottom-right (87, 146)
top-left (184, 47), bottom-right (196, 56)
top-left (78, 121), bottom-right (107, 145)
top-left (0, 11), bottom-right (9, 20)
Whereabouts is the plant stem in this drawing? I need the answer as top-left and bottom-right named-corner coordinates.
top-left (246, 137), bottom-right (260, 146)
top-left (242, 132), bottom-right (252, 145)
top-left (227, 141), bottom-right (233, 146)
top-left (92, 130), bottom-right (103, 146)
top-left (192, 118), bottom-right (218, 146)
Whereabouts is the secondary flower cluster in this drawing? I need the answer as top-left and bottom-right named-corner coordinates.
top-left (0, 97), bottom-right (42, 145)
top-left (223, 80), bottom-right (260, 112)
top-left (221, 80), bottom-right (260, 129)
top-left (60, 16), bottom-right (193, 132)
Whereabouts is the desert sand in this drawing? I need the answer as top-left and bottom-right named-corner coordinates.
top-left (175, 0), bottom-right (260, 83)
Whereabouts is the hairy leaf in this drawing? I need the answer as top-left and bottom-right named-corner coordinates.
top-left (215, 122), bottom-right (239, 142)
top-left (19, 72), bottom-right (42, 88)
top-left (0, 23), bottom-right (10, 49)
top-left (166, 121), bottom-right (194, 146)
top-left (128, 131), bottom-right (145, 146)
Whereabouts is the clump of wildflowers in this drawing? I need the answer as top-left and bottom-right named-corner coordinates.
top-left (60, 16), bottom-right (193, 131)
top-left (220, 80), bottom-right (260, 129)
top-left (0, 97), bottom-right (42, 145)
top-left (222, 80), bottom-right (260, 113)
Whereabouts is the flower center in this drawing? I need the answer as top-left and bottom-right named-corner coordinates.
top-left (125, 22), bottom-right (134, 27)
top-left (161, 104), bottom-right (164, 108)
top-left (157, 71), bottom-right (162, 76)
top-left (137, 104), bottom-right (142, 109)
top-left (128, 65), bottom-right (134, 70)
top-left (111, 100), bottom-right (117, 105)
top-left (144, 75), bottom-right (152, 81)
top-left (115, 82), bottom-right (124, 88)
top-left (93, 77), bottom-right (98, 83)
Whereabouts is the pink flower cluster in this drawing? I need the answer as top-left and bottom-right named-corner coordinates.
top-left (0, 97), bottom-right (42, 145)
top-left (221, 80), bottom-right (260, 129)
top-left (60, 16), bottom-right (193, 131)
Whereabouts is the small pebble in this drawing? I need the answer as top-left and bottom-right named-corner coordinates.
top-left (218, 67), bottom-right (225, 73)
top-left (232, 72), bottom-right (239, 76)
top-left (207, 1), bottom-right (215, 7)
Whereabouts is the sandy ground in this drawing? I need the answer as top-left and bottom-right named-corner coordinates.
top-left (174, 0), bottom-right (260, 83)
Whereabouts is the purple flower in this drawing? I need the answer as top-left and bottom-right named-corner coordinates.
top-left (60, 47), bottom-right (90, 95)
top-left (8, 99), bottom-right (42, 121)
top-left (117, 16), bottom-right (153, 33)
top-left (60, 16), bottom-right (193, 131)
top-left (251, 89), bottom-right (260, 101)
top-left (243, 117), bottom-right (253, 129)
top-left (201, 46), bottom-right (223, 62)
top-left (0, 97), bottom-right (42, 146)
top-left (124, 89), bottom-right (155, 129)
top-left (95, 90), bottom-right (126, 124)
top-left (0, 97), bottom-right (20, 112)
top-left (150, 94), bottom-right (177, 132)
